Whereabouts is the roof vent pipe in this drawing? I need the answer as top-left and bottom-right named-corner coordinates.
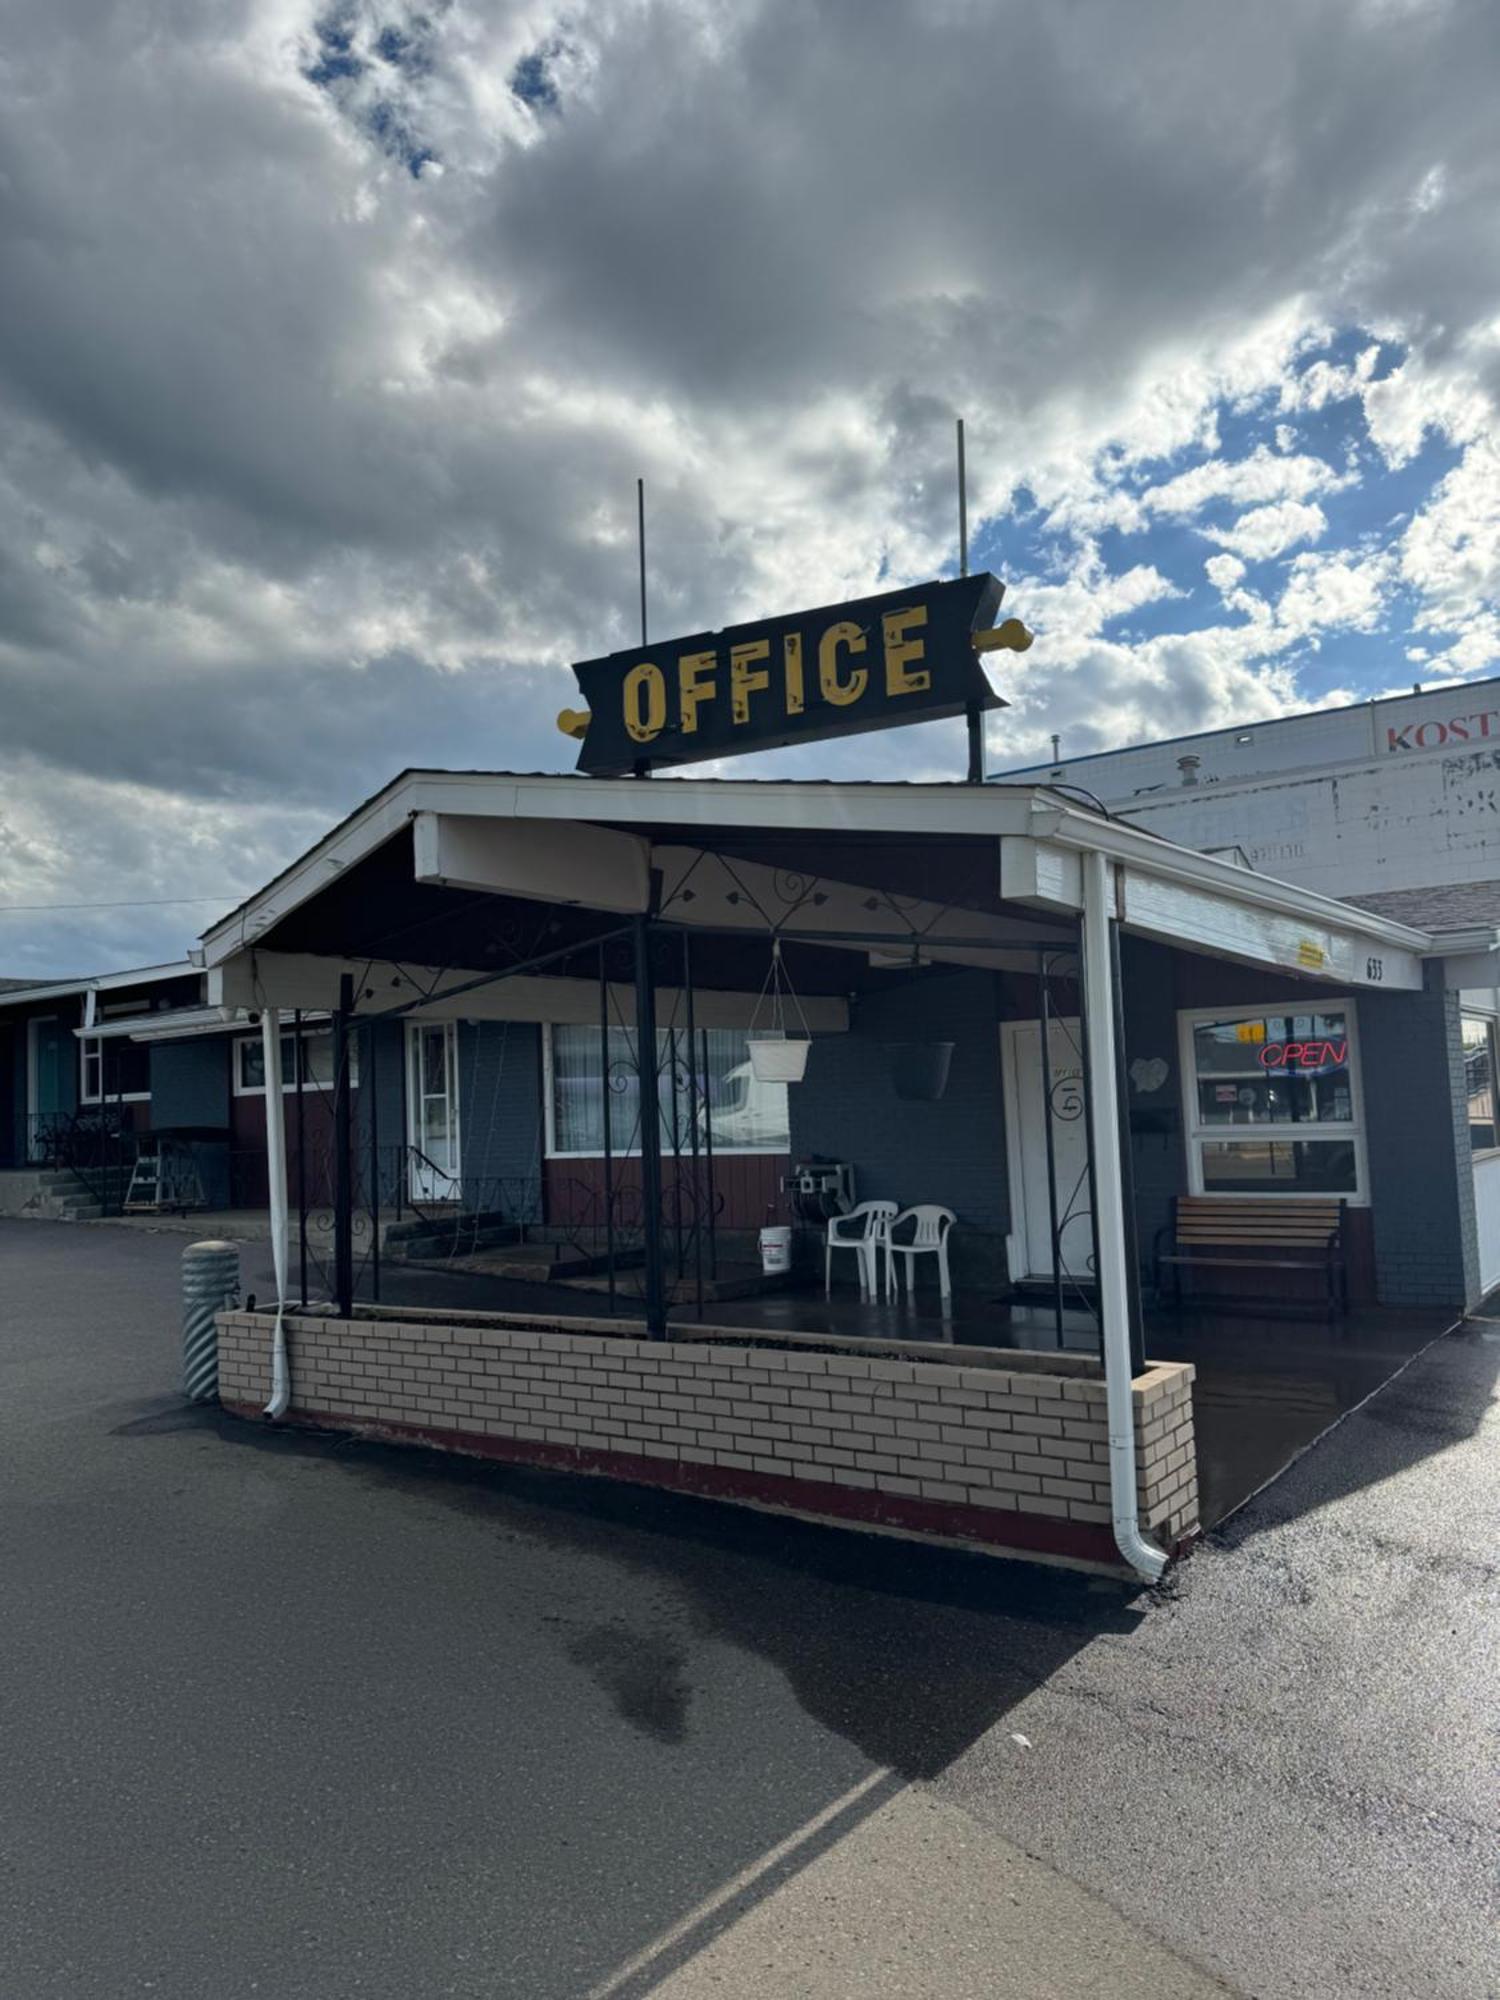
top-left (1177, 754), bottom-right (1201, 787)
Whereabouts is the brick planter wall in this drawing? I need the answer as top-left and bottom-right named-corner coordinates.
top-left (216, 1311), bottom-right (1198, 1574)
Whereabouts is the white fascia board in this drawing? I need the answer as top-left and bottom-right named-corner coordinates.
top-left (91, 959), bottom-right (198, 992)
top-left (75, 1007), bottom-right (240, 1043)
top-left (0, 961), bottom-right (197, 1011)
top-left (0, 960), bottom-right (197, 1008)
top-left (1439, 949), bottom-right (1500, 989)
top-left (414, 812), bottom-right (651, 913)
top-left (1427, 926), bottom-right (1500, 956)
top-left (483, 774), bottom-right (1044, 841)
top-left (1119, 869), bottom-right (1424, 989)
top-left (215, 949), bottom-right (848, 1031)
top-left (0, 980), bottom-right (90, 1007)
top-left (998, 837), bottom-right (1083, 911)
top-left (1040, 798), bottom-right (1434, 956)
top-left (200, 781), bottom-right (435, 967)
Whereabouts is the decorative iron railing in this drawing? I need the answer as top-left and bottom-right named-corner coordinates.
top-left (26, 1109), bottom-right (135, 1216)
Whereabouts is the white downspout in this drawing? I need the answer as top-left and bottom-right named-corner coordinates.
top-left (260, 1006), bottom-right (292, 1421)
top-left (1080, 848), bottom-right (1168, 1584)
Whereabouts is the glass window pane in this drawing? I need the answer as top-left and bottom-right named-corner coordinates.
top-left (297, 1031), bottom-right (356, 1090)
top-left (697, 1028), bottom-right (789, 1152)
top-left (1199, 1138), bottom-right (1358, 1194)
top-left (1463, 1017), bottom-right (1497, 1152)
top-left (301, 1033), bottom-right (333, 1087)
top-left (1192, 1012), bottom-right (1353, 1127)
top-left (552, 1025), bottom-right (637, 1153)
top-left (550, 1024), bottom-right (790, 1154)
top-left (238, 1039), bottom-right (265, 1090)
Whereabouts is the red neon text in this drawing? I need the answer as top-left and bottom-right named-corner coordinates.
top-left (1257, 1040), bottom-right (1348, 1070)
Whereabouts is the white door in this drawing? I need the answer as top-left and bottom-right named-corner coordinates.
top-left (407, 1022), bottom-right (461, 1201)
top-left (1002, 1019), bottom-right (1095, 1283)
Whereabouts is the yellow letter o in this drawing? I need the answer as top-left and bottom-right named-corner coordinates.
top-left (623, 662), bottom-right (667, 743)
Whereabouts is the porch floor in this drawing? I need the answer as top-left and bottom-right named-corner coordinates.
top-left (350, 1261), bottom-right (1455, 1531)
top-left (686, 1288), bottom-right (1455, 1529)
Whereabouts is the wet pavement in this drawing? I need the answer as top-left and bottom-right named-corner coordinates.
top-left (4, 1221), bottom-right (1495, 1997)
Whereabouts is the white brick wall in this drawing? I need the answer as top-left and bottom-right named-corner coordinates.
top-left (217, 1313), bottom-right (1199, 1558)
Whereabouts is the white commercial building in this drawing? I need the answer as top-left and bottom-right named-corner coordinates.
top-left (994, 673), bottom-right (1500, 924)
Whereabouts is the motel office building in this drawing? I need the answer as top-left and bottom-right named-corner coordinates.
top-left (999, 672), bottom-right (1500, 1299)
top-left (183, 767), bottom-right (1500, 1576)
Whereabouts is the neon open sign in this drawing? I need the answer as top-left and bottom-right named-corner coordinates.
top-left (1257, 1040), bottom-right (1348, 1070)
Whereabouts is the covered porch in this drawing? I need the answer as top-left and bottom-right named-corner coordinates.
top-left (202, 769), bottom-right (1451, 1573)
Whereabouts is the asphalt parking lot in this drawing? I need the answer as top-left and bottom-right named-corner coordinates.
top-left (2, 1219), bottom-right (1496, 1997)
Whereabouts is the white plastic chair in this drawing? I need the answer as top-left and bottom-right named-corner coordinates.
top-left (826, 1200), bottom-right (898, 1300)
top-left (885, 1205), bottom-right (956, 1308)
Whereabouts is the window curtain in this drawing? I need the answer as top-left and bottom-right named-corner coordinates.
top-left (551, 1025), bottom-right (789, 1153)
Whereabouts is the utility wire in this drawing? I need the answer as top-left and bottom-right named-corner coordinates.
top-left (0, 895), bottom-right (234, 913)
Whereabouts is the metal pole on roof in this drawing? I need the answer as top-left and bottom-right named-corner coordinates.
top-left (633, 479), bottom-right (655, 780)
top-left (959, 416), bottom-right (985, 785)
top-left (957, 418), bottom-right (968, 579)
top-left (637, 477), bottom-right (648, 646)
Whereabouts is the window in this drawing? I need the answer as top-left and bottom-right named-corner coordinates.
top-left (1178, 1004), bottom-right (1366, 1199)
top-left (80, 1036), bottom-right (151, 1103)
top-left (233, 1027), bottom-right (358, 1095)
top-left (1462, 1015), bottom-right (1499, 1156)
top-left (546, 1024), bottom-right (790, 1156)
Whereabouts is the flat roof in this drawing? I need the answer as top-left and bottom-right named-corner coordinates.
top-left (993, 670), bottom-right (1500, 779)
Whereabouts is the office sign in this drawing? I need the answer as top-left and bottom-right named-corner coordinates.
top-left (561, 573), bottom-right (1015, 775)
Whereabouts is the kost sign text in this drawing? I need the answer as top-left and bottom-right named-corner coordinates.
top-left (1385, 708), bottom-right (1500, 752)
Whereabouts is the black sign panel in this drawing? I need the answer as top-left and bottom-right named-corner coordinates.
top-left (568, 572), bottom-right (1007, 774)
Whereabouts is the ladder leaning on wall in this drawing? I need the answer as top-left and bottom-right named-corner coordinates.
top-left (124, 1137), bottom-right (207, 1215)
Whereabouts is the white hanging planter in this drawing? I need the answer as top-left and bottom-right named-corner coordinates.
top-left (748, 1034), bottom-right (811, 1083)
top-left (747, 940), bottom-right (813, 1085)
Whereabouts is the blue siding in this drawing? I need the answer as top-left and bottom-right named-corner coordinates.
top-left (1119, 937), bottom-right (1189, 1270)
top-left (1361, 975), bottom-right (1479, 1308)
top-left (789, 970), bottom-right (1010, 1286)
top-left (457, 1021), bottom-right (543, 1219)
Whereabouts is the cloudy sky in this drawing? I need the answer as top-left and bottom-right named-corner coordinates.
top-left (3, 0), bottom-right (1498, 977)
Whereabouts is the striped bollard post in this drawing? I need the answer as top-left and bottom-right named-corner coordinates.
top-left (182, 1240), bottom-right (239, 1404)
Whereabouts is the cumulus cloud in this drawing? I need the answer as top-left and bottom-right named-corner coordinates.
top-left (1202, 499), bottom-right (1329, 561)
top-left (1, 0), bottom-right (1500, 966)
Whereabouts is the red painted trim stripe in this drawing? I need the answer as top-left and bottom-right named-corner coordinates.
top-left (220, 1399), bottom-right (1125, 1569)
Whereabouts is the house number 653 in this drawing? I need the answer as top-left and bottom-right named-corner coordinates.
top-left (1366, 956), bottom-right (1384, 981)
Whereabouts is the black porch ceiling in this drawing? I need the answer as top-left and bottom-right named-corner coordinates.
top-left (248, 819), bottom-right (1074, 1000)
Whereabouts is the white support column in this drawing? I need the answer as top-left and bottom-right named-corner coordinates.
top-left (260, 1007), bottom-right (291, 1420)
top-left (1081, 849), bottom-right (1168, 1583)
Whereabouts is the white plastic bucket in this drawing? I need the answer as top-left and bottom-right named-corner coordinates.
top-left (747, 1035), bottom-right (811, 1083)
top-left (759, 1224), bottom-right (793, 1275)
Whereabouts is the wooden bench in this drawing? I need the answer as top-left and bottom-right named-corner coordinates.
top-left (1155, 1196), bottom-right (1348, 1316)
